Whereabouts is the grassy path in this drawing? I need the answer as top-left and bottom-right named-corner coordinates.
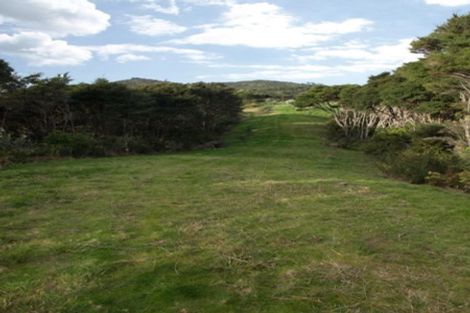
top-left (1, 105), bottom-right (469, 312)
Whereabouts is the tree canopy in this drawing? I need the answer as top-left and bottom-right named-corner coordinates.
top-left (296, 13), bottom-right (470, 120)
top-left (0, 61), bottom-right (242, 160)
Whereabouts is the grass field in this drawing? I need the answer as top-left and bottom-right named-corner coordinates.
top-left (1, 104), bottom-right (469, 313)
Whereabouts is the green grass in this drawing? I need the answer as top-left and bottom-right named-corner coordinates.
top-left (1, 104), bottom-right (469, 313)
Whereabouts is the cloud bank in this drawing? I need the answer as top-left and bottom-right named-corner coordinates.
top-left (425, 0), bottom-right (470, 6)
top-left (174, 2), bottom-right (373, 48)
top-left (0, 0), bottom-right (110, 37)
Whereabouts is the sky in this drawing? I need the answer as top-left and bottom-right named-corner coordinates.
top-left (0, 0), bottom-right (469, 85)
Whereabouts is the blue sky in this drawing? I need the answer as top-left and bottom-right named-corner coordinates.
top-left (0, 0), bottom-right (469, 84)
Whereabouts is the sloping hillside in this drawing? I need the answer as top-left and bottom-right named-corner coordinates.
top-left (116, 78), bottom-right (313, 100)
top-left (223, 80), bottom-right (313, 100)
top-left (116, 77), bottom-right (163, 88)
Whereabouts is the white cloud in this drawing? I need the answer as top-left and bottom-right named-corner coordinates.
top-left (0, 33), bottom-right (218, 67)
top-left (133, 0), bottom-right (180, 14)
top-left (127, 15), bottom-right (187, 36)
top-left (174, 2), bottom-right (373, 48)
top-left (295, 39), bottom-right (420, 67)
top-left (201, 39), bottom-right (421, 82)
top-left (0, 0), bottom-right (110, 38)
top-left (304, 19), bottom-right (374, 35)
top-left (424, 0), bottom-right (470, 6)
top-left (115, 54), bottom-right (151, 63)
top-left (199, 64), bottom-right (340, 81)
top-left (345, 39), bottom-right (421, 72)
top-left (90, 44), bottom-right (219, 64)
top-left (0, 32), bottom-right (93, 66)
top-left (183, 0), bottom-right (235, 6)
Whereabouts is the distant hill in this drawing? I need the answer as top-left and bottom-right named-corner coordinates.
top-left (115, 78), bottom-right (314, 101)
top-left (116, 78), bottom-right (163, 88)
top-left (223, 80), bottom-right (314, 101)
top-left (223, 80), bottom-right (311, 90)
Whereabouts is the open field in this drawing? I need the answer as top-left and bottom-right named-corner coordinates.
top-left (1, 104), bottom-right (469, 313)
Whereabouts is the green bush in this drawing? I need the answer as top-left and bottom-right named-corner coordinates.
top-left (45, 131), bottom-right (103, 157)
top-left (387, 141), bottom-right (462, 184)
top-left (127, 138), bottom-right (154, 154)
top-left (359, 124), bottom-right (466, 189)
top-left (0, 131), bottom-right (38, 165)
top-left (460, 148), bottom-right (470, 168)
top-left (458, 170), bottom-right (470, 193)
top-left (413, 124), bottom-right (447, 139)
top-left (107, 136), bottom-right (154, 154)
top-left (413, 124), bottom-right (455, 152)
top-left (324, 120), bottom-right (361, 148)
top-left (362, 128), bottom-right (412, 159)
top-left (425, 171), bottom-right (461, 188)
top-left (425, 172), bottom-right (448, 187)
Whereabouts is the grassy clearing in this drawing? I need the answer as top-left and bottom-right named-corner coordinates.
top-left (1, 104), bottom-right (469, 313)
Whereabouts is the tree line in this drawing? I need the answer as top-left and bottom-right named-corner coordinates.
top-left (295, 13), bottom-right (470, 191)
top-left (224, 80), bottom-right (314, 103)
top-left (0, 62), bottom-right (242, 165)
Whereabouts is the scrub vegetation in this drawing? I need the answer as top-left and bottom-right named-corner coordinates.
top-left (295, 14), bottom-right (470, 191)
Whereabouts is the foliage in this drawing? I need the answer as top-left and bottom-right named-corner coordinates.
top-left (118, 78), bottom-right (313, 103)
top-left (297, 14), bottom-right (470, 121)
top-left (425, 171), bottom-right (449, 187)
top-left (0, 130), bottom-right (37, 166)
top-left (361, 128), bottom-right (412, 159)
top-left (296, 13), bottom-right (470, 191)
top-left (0, 59), bottom-right (19, 93)
top-left (45, 131), bottom-right (103, 157)
top-left (361, 125), bottom-right (465, 187)
top-left (116, 77), bottom-right (163, 88)
top-left (2, 74), bottom-right (72, 140)
top-left (0, 62), bottom-right (242, 164)
top-left (225, 80), bottom-right (313, 102)
top-left (295, 85), bottom-right (341, 109)
top-left (324, 120), bottom-right (355, 147)
top-left (411, 13), bottom-right (470, 75)
top-left (458, 170), bottom-right (470, 192)
top-left (386, 142), bottom-right (462, 184)
top-left (295, 84), bottom-right (364, 110)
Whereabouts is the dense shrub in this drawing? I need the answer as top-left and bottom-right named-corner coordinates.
top-left (425, 170), bottom-right (470, 192)
top-left (458, 170), bottom-right (470, 192)
top-left (0, 61), bottom-right (243, 166)
top-left (413, 124), bottom-right (447, 138)
top-left (45, 131), bottom-right (103, 157)
top-left (460, 148), bottom-right (470, 168)
top-left (67, 81), bottom-right (241, 153)
top-left (118, 136), bottom-right (154, 154)
top-left (362, 128), bottom-right (412, 159)
top-left (0, 131), bottom-right (38, 165)
top-left (425, 172), bottom-right (449, 187)
top-left (357, 124), bottom-right (468, 188)
top-left (320, 114), bottom-right (468, 191)
top-left (296, 14), bottom-right (470, 191)
top-left (386, 141), bottom-right (462, 184)
top-left (425, 171), bottom-right (461, 188)
top-left (324, 120), bottom-right (361, 148)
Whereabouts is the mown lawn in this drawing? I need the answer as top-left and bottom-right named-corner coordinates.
top-left (1, 104), bottom-right (469, 313)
